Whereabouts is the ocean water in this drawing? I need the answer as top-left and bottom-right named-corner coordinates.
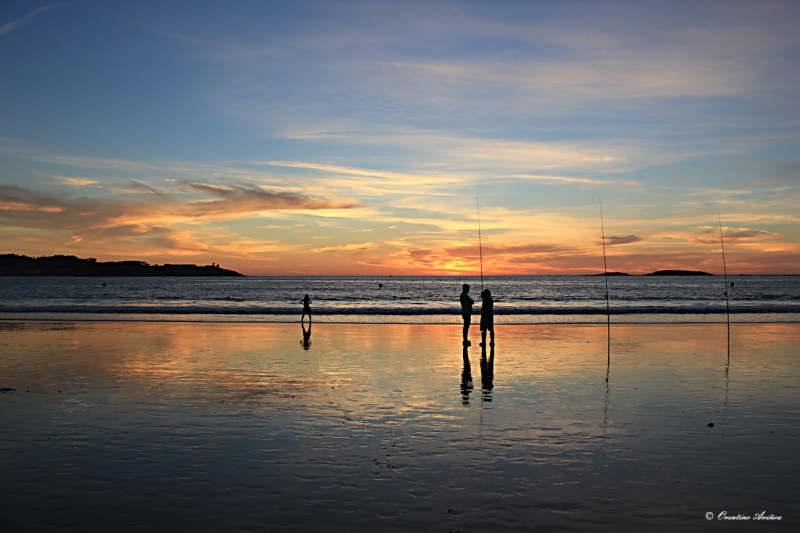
top-left (0, 275), bottom-right (798, 324)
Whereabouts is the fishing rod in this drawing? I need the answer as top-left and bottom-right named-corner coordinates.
top-left (717, 209), bottom-right (730, 334)
top-left (477, 197), bottom-right (484, 292)
top-left (599, 200), bottom-right (610, 339)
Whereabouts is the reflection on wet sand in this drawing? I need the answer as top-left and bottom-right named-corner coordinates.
top-left (462, 343), bottom-right (494, 406)
top-left (480, 343), bottom-right (494, 402)
top-left (0, 321), bottom-right (328, 405)
top-left (460, 346), bottom-right (473, 405)
top-left (1, 322), bottom-right (798, 531)
top-left (301, 322), bottom-right (312, 350)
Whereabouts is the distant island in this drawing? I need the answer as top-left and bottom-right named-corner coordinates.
top-left (644, 270), bottom-right (713, 276)
top-left (590, 269), bottom-right (712, 276)
top-left (0, 254), bottom-right (243, 277)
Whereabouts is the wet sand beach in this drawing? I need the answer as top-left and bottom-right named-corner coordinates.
top-left (1, 322), bottom-right (797, 531)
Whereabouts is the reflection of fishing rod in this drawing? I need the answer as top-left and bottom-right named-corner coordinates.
top-left (604, 344), bottom-right (610, 417)
top-left (723, 343), bottom-right (730, 432)
top-left (599, 200), bottom-right (610, 339)
top-left (602, 329), bottom-right (610, 446)
top-left (605, 334), bottom-right (611, 388)
top-left (717, 209), bottom-right (730, 337)
top-left (477, 197), bottom-right (485, 292)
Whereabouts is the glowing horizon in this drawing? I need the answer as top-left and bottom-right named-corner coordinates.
top-left (1, 1), bottom-right (798, 276)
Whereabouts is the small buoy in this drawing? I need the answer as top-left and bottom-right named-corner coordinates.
top-left (707, 423), bottom-right (714, 427)
top-left (102, 282), bottom-right (107, 287)
top-left (730, 282), bottom-right (734, 287)
top-left (379, 283), bottom-right (383, 288)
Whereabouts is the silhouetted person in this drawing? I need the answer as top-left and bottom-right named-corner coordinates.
top-left (301, 294), bottom-right (312, 324)
top-left (301, 322), bottom-right (312, 350)
top-left (479, 289), bottom-right (495, 347)
top-left (460, 345), bottom-right (473, 405)
top-left (480, 343), bottom-right (494, 402)
top-left (460, 284), bottom-right (474, 346)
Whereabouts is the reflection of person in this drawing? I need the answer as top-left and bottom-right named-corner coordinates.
top-left (479, 289), bottom-right (495, 347)
top-left (480, 343), bottom-right (494, 402)
top-left (460, 345), bottom-right (473, 405)
top-left (460, 284), bottom-right (474, 346)
top-left (301, 294), bottom-right (312, 324)
top-left (301, 322), bottom-right (312, 350)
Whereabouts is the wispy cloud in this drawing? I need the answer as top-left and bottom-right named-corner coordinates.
top-left (52, 176), bottom-right (99, 186)
top-left (695, 226), bottom-right (777, 244)
top-left (311, 242), bottom-right (378, 253)
top-left (273, 130), bottom-right (638, 173)
top-left (182, 182), bottom-right (359, 216)
top-left (512, 174), bottom-right (640, 187)
top-left (0, 5), bottom-right (51, 37)
top-left (267, 160), bottom-right (462, 184)
top-left (385, 55), bottom-right (747, 107)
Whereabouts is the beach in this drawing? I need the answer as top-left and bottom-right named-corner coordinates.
top-left (0, 321), bottom-right (797, 531)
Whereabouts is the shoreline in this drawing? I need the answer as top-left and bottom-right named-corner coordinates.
top-left (4, 273), bottom-right (800, 277)
top-left (1, 314), bottom-right (798, 325)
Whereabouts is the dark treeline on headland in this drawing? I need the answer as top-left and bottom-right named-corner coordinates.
top-left (0, 254), bottom-right (243, 277)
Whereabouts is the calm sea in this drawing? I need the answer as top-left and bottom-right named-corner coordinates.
top-left (0, 275), bottom-right (798, 323)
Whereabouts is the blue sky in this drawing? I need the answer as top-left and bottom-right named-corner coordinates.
top-left (1, 0), bottom-right (799, 274)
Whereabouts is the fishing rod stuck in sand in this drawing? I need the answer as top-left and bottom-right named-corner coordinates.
top-left (717, 209), bottom-right (731, 335)
top-left (599, 200), bottom-right (610, 339)
top-left (477, 197), bottom-right (484, 292)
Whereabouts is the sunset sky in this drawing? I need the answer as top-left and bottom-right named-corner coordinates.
top-left (1, 1), bottom-right (798, 275)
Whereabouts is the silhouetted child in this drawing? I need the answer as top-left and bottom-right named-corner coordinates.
top-left (301, 294), bottom-right (312, 324)
top-left (480, 289), bottom-right (494, 347)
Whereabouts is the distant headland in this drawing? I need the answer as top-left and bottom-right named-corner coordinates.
top-left (0, 254), bottom-right (243, 277)
top-left (590, 269), bottom-right (713, 276)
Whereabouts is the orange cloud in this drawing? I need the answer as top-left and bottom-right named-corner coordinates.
top-left (311, 242), bottom-right (379, 254)
top-left (0, 183), bottom-right (358, 231)
top-left (695, 226), bottom-right (777, 244)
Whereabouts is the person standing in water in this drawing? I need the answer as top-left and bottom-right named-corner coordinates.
top-left (460, 284), bottom-right (474, 346)
top-left (301, 294), bottom-right (312, 324)
top-left (480, 289), bottom-right (495, 347)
